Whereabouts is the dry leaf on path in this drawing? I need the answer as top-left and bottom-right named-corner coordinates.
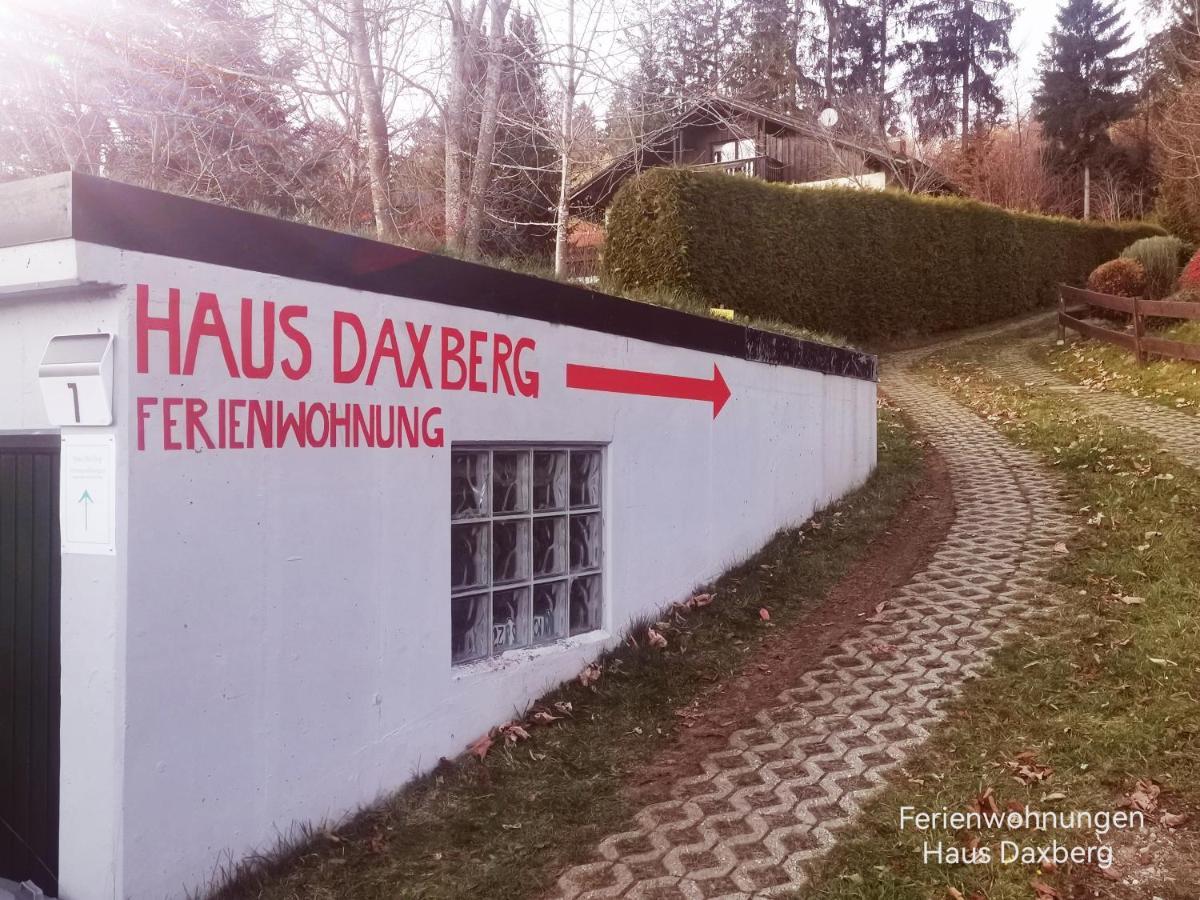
top-left (529, 710), bottom-right (560, 726)
top-left (1030, 878), bottom-right (1061, 899)
top-left (647, 627), bottom-right (668, 649)
top-left (579, 663), bottom-right (602, 687)
top-left (1053, 542), bottom-right (1069, 554)
top-left (946, 888), bottom-right (965, 900)
top-left (1160, 811), bottom-right (1190, 828)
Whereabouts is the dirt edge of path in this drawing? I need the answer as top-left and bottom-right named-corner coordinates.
top-left (625, 421), bottom-right (955, 807)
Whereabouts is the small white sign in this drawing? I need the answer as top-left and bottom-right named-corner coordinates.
top-left (61, 434), bottom-right (116, 555)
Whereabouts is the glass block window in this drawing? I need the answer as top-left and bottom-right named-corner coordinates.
top-left (451, 446), bottom-right (604, 665)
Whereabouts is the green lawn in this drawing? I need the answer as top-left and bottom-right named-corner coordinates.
top-left (1043, 320), bottom-right (1200, 414)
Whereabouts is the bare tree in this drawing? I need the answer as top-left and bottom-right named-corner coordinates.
top-left (462, 0), bottom-right (514, 256)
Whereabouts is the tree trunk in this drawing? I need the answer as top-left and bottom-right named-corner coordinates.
top-left (961, 0), bottom-right (972, 152)
top-left (821, 0), bottom-right (838, 102)
top-left (445, 0), bottom-right (486, 250)
top-left (347, 0), bottom-right (396, 241)
top-left (463, 0), bottom-right (512, 258)
top-left (878, 0), bottom-right (888, 132)
top-left (1083, 164), bottom-right (1090, 219)
top-left (444, 2), bottom-right (467, 249)
top-left (553, 0), bottom-right (576, 277)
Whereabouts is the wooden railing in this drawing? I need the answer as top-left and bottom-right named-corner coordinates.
top-left (691, 155), bottom-right (784, 181)
top-left (1058, 284), bottom-right (1200, 365)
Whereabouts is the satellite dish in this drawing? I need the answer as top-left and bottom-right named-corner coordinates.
top-left (818, 106), bottom-right (839, 128)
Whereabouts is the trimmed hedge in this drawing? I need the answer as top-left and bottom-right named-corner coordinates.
top-left (603, 169), bottom-right (1164, 341)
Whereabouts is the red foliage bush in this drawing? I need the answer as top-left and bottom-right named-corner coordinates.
top-left (1177, 249), bottom-right (1200, 291)
top-left (1087, 257), bottom-right (1147, 298)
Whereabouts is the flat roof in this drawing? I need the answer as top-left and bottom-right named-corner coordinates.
top-left (0, 172), bottom-right (876, 382)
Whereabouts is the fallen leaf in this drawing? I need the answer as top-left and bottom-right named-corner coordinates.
top-left (759, 607), bottom-right (771, 621)
top-left (469, 733), bottom-right (493, 760)
top-left (1125, 779), bottom-right (1161, 814)
top-left (1160, 811), bottom-right (1190, 828)
top-left (868, 642), bottom-right (899, 658)
top-left (579, 663), bottom-right (602, 687)
top-left (498, 722), bottom-right (530, 743)
top-left (972, 787), bottom-right (999, 815)
top-left (1119, 596), bottom-right (1145, 605)
top-left (688, 592), bottom-right (714, 608)
top-left (1053, 542), bottom-right (1069, 554)
top-left (553, 701), bottom-right (574, 716)
top-left (646, 627), bottom-right (668, 649)
top-left (529, 710), bottom-right (560, 726)
top-left (1007, 751), bottom-right (1054, 784)
top-left (1041, 792), bottom-right (1067, 803)
top-left (946, 888), bottom-right (965, 900)
top-left (1030, 878), bottom-right (1061, 899)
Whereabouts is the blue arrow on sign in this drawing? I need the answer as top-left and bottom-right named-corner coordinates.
top-left (78, 489), bottom-right (94, 530)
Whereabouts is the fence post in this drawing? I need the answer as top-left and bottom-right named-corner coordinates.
top-left (1133, 297), bottom-right (1147, 366)
top-left (1057, 288), bottom-right (1066, 343)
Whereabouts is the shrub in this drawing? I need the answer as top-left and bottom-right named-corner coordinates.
top-left (1177, 248), bottom-right (1200, 291)
top-left (602, 169), bottom-right (1163, 341)
top-left (1087, 257), bottom-right (1148, 298)
top-left (1119, 236), bottom-right (1191, 299)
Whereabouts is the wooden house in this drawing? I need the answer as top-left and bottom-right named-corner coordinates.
top-left (570, 95), bottom-right (948, 219)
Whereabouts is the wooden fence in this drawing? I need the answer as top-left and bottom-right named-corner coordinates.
top-left (1058, 284), bottom-right (1200, 365)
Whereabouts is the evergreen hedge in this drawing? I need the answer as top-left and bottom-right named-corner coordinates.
top-left (602, 169), bottom-right (1164, 341)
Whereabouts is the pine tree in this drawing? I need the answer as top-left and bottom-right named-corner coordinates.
top-left (723, 0), bottom-right (799, 107)
top-left (832, 0), bottom-right (914, 130)
top-left (660, 0), bottom-right (726, 94)
top-left (485, 9), bottom-right (558, 257)
top-left (1034, 0), bottom-right (1135, 217)
top-left (903, 0), bottom-right (1015, 143)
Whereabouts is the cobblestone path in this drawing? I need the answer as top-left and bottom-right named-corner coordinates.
top-left (549, 335), bottom-right (1075, 899)
top-left (987, 335), bottom-right (1200, 472)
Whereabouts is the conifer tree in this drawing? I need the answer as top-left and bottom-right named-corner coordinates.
top-left (1034, 0), bottom-right (1135, 217)
top-left (660, 0), bottom-right (726, 94)
top-left (903, 0), bottom-right (1015, 144)
top-left (723, 0), bottom-right (799, 107)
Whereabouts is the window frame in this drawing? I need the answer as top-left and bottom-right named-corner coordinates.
top-left (710, 137), bottom-right (756, 163)
top-left (449, 443), bottom-right (606, 666)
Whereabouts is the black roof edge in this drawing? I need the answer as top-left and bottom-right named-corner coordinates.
top-left (0, 172), bottom-right (876, 383)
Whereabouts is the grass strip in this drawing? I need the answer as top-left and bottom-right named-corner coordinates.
top-left (1041, 321), bottom-right (1200, 414)
top-left (215, 407), bottom-right (921, 900)
top-left (806, 350), bottom-right (1200, 900)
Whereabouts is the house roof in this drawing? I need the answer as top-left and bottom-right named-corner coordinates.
top-left (570, 94), bottom-right (947, 212)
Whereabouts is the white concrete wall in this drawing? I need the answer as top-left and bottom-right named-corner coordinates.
top-left (0, 239), bottom-right (875, 900)
top-left (0, 241), bottom-right (129, 899)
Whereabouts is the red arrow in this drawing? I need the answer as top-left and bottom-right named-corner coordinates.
top-left (565, 362), bottom-right (731, 418)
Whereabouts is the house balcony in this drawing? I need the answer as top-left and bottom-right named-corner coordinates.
top-left (691, 155), bottom-right (784, 182)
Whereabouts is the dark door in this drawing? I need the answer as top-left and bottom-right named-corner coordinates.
top-left (0, 434), bottom-right (60, 895)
